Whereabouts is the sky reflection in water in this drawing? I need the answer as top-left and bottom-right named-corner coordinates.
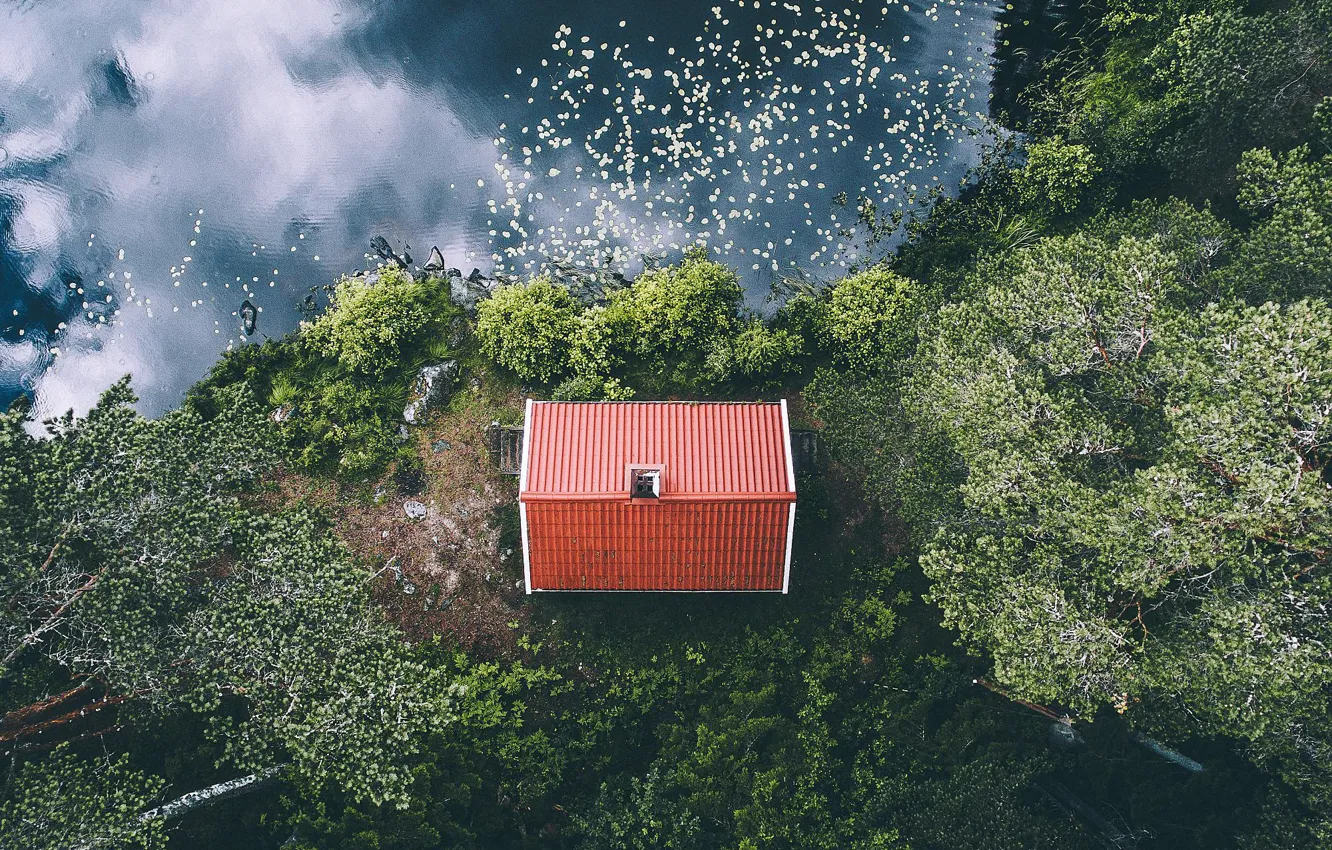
top-left (0, 0), bottom-right (998, 416)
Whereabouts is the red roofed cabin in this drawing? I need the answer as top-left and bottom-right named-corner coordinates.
top-left (519, 400), bottom-right (797, 592)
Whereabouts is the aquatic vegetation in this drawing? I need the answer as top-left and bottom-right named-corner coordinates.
top-left (484, 0), bottom-right (997, 278)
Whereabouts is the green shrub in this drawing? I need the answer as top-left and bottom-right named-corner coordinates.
top-left (570, 300), bottom-right (636, 378)
top-left (475, 277), bottom-right (580, 384)
top-left (627, 247), bottom-right (743, 364)
top-left (1017, 137), bottom-right (1100, 213)
top-left (719, 320), bottom-right (805, 385)
top-left (733, 321), bottom-right (804, 376)
top-left (304, 267), bottom-right (431, 376)
top-left (817, 268), bottom-right (920, 371)
top-left (551, 373), bottom-right (635, 401)
top-left (286, 377), bottom-right (400, 478)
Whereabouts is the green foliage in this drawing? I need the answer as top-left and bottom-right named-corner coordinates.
top-left (1157, 4), bottom-right (1332, 173)
top-left (0, 749), bottom-right (167, 850)
top-left (570, 301), bottom-right (636, 379)
top-left (305, 267), bottom-right (432, 376)
top-left (285, 376), bottom-right (402, 478)
top-left (1315, 95), bottom-right (1332, 153)
top-left (0, 382), bottom-right (463, 829)
top-left (886, 222), bottom-right (1332, 828)
top-left (904, 215), bottom-right (1332, 715)
top-left (476, 277), bottom-right (580, 384)
top-left (710, 320), bottom-right (805, 386)
top-left (551, 372), bottom-right (635, 401)
top-left (1232, 145), bottom-right (1332, 301)
top-left (476, 250), bottom-right (790, 394)
top-left (816, 268), bottom-right (920, 372)
top-left (185, 509), bottom-right (460, 807)
top-left (211, 271), bottom-right (459, 479)
top-left (571, 628), bottom-right (843, 850)
top-left (805, 367), bottom-right (962, 526)
top-left (0, 378), bottom-right (276, 690)
top-left (188, 270), bottom-right (462, 480)
top-left (1017, 137), bottom-right (1100, 213)
top-left (1011, 0), bottom-right (1332, 199)
top-left (623, 247), bottom-right (743, 375)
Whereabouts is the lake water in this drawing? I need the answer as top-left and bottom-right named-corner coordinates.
top-left (0, 0), bottom-right (998, 416)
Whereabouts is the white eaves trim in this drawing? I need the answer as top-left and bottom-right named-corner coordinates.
top-left (780, 398), bottom-right (796, 594)
top-left (519, 398), bottom-right (534, 594)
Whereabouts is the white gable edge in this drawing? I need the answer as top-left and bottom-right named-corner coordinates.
top-left (520, 398), bottom-right (534, 594)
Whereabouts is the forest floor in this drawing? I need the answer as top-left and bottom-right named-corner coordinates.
top-left (259, 384), bottom-right (530, 656)
top-left (255, 379), bottom-right (858, 661)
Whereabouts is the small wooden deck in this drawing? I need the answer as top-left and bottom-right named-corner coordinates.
top-left (488, 422), bottom-right (823, 477)
top-left (486, 424), bottom-right (525, 475)
top-left (789, 428), bottom-right (826, 476)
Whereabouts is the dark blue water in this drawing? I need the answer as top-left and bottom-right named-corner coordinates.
top-left (0, 0), bottom-right (998, 416)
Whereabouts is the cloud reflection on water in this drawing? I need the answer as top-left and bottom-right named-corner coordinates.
top-left (0, 0), bottom-right (997, 418)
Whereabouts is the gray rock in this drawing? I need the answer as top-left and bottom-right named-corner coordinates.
top-left (403, 360), bottom-right (460, 424)
top-left (370, 236), bottom-right (409, 269)
top-left (403, 500), bottom-right (428, 520)
top-left (431, 439), bottom-right (451, 453)
top-left (423, 246), bottom-right (446, 271)
top-left (240, 300), bottom-right (258, 336)
top-left (449, 271), bottom-right (498, 313)
top-left (423, 582), bottom-right (442, 611)
top-left (1049, 721), bottom-right (1084, 748)
top-left (372, 485), bottom-right (388, 505)
top-left (269, 404), bottom-right (296, 423)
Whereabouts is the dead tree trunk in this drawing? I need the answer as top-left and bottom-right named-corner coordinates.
top-left (140, 765), bottom-right (286, 823)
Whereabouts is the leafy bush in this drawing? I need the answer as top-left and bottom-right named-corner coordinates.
top-left (295, 378), bottom-right (405, 477)
top-left (816, 268), bottom-right (920, 371)
top-left (475, 277), bottom-right (580, 384)
top-left (479, 250), bottom-right (751, 393)
top-left (304, 267), bottom-right (432, 376)
top-left (1231, 145), bottom-right (1332, 301)
top-left (1017, 136), bottom-right (1100, 213)
top-left (627, 247), bottom-right (743, 373)
top-left (569, 300), bottom-right (637, 379)
top-left (1158, 5), bottom-right (1332, 174)
top-left (0, 749), bottom-right (167, 850)
top-left (551, 373), bottom-right (635, 401)
top-left (732, 321), bottom-right (803, 376)
top-left (714, 320), bottom-right (806, 386)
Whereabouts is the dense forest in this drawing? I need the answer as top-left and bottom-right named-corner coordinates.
top-left (3, 0), bottom-right (1331, 847)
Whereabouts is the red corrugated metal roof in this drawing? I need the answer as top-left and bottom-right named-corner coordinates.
top-left (520, 401), bottom-right (796, 592)
top-left (526, 501), bottom-right (790, 590)
top-left (523, 401), bottom-right (794, 497)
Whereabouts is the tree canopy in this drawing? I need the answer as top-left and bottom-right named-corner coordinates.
top-left (8, 1), bottom-right (1332, 847)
